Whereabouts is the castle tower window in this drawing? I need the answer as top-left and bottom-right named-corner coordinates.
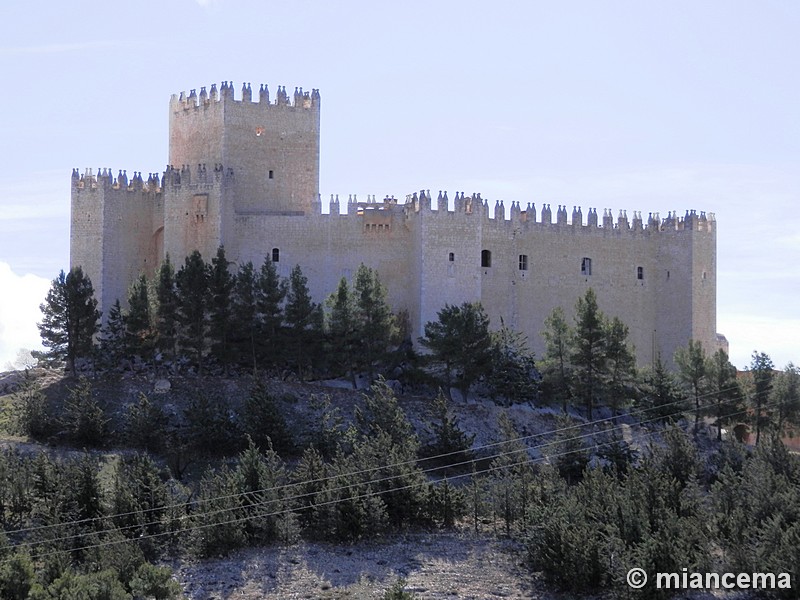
top-left (268, 170), bottom-right (274, 179)
top-left (272, 248), bottom-right (280, 262)
top-left (448, 252), bottom-right (455, 262)
top-left (637, 266), bottom-right (644, 280)
top-left (519, 254), bottom-right (528, 271)
top-left (581, 257), bottom-right (592, 276)
top-left (481, 250), bottom-right (492, 268)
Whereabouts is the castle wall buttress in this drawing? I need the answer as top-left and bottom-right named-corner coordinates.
top-left (162, 166), bottom-right (231, 265)
top-left (409, 192), bottom-right (483, 338)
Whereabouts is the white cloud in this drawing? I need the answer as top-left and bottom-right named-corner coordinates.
top-left (0, 262), bottom-right (50, 370)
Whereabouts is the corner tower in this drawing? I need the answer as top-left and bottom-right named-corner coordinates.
top-left (168, 82), bottom-right (320, 215)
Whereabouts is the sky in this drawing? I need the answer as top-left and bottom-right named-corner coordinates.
top-left (0, 0), bottom-right (797, 370)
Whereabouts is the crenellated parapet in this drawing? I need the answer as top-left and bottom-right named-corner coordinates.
top-left (72, 168), bottom-right (162, 195)
top-left (72, 163), bottom-right (237, 196)
top-left (162, 163), bottom-right (233, 187)
top-left (387, 189), bottom-right (715, 234)
top-left (170, 80), bottom-right (320, 112)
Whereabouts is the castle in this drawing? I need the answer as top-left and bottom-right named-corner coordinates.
top-left (70, 81), bottom-right (726, 367)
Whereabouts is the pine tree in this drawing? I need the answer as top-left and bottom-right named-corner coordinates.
top-left (175, 250), bottom-right (209, 373)
top-left (284, 265), bottom-right (322, 379)
top-left (191, 466), bottom-right (246, 557)
top-left (541, 306), bottom-right (573, 412)
top-left (706, 349), bottom-right (743, 441)
top-left (36, 267), bottom-right (100, 375)
top-left (551, 413), bottom-right (590, 484)
top-left (604, 316), bottom-right (636, 420)
top-left (487, 321), bottom-right (538, 406)
top-left (424, 390), bottom-right (475, 465)
top-left (639, 354), bottom-right (685, 423)
top-left (771, 363), bottom-right (800, 437)
top-left (110, 453), bottom-right (168, 540)
top-left (126, 273), bottom-right (153, 360)
top-left (326, 276), bottom-right (358, 386)
top-left (63, 376), bottom-right (108, 447)
top-left (491, 413), bottom-right (533, 535)
top-left (231, 261), bottom-right (259, 373)
top-left (255, 258), bottom-right (287, 369)
top-left (674, 339), bottom-right (708, 434)
top-left (124, 392), bottom-right (168, 453)
top-left (154, 256), bottom-right (178, 362)
top-left (11, 370), bottom-right (53, 439)
top-left (98, 299), bottom-right (126, 369)
top-left (419, 302), bottom-right (493, 401)
top-left (293, 446), bottom-right (327, 529)
top-left (241, 381), bottom-right (293, 455)
top-left (571, 289), bottom-right (606, 420)
top-left (233, 438), bottom-right (289, 543)
top-left (208, 246), bottom-right (235, 370)
top-left (353, 264), bottom-right (395, 381)
top-left (749, 351), bottom-right (774, 445)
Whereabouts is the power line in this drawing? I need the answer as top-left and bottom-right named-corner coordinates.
top-left (5, 385), bottom-right (754, 555)
top-left (16, 396), bottom-right (778, 565)
top-left (2, 380), bottom-right (742, 539)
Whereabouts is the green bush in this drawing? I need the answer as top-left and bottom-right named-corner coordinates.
top-left (129, 563), bottom-right (182, 600)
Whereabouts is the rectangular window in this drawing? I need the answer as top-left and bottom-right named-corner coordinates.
top-left (581, 257), bottom-right (592, 276)
top-left (637, 266), bottom-right (644, 280)
top-left (481, 249), bottom-right (492, 268)
top-left (272, 248), bottom-right (280, 262)
top-left (519, 254), bottom-right (528, 271)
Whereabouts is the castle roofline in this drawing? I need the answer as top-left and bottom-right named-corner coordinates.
top-left (170, 81), bottom-right (320, 111)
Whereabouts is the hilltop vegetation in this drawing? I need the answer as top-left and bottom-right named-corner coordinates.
top-left (0, 254), bottom-right (797, 598)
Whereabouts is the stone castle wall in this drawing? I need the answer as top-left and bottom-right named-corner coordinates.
top-left (70, 81), bottom-right (724, 370)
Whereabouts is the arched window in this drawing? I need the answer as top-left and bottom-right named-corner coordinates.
top-left (448, 252), bottom-right (455, 262)
top-left (481, 249), bottom-right (492, 268)
top-left (272, 248), bottom-right (280, 262)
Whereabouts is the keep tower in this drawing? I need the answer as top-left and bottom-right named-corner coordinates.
top-left (168, 82), bottom-right (320, 216)
top-left (163, 81), bottom-right (321, 263)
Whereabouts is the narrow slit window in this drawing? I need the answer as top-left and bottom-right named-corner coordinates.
top-left (268, 170), bottom-right (274, 179)
top-left (519, 254), bottom-right (528, 271)
top-left (581, 257), bottom-right (592, 276)
top-left (272, 248), bottom-right (280, 262)
top-left (481, 249), bottom-right (492, 268)
top-left (637, 266), bottom-right (643, 280)
top-left (448, 252), bottom-right (455, 262)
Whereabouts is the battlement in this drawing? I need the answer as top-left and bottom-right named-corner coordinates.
top-left (72, 168), bottom-right (161, 194)
top-left (71, 164), bottom-right (235, 195)
top-left (162, 163), bottom-right (234, 187)
top-left (399, 189), bottom-right (715, 233)
top-left (170, 81), bottom-right (320, 112)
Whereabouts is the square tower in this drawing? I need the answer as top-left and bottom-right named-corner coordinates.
top-left (168, 82), bottom-right (320, 216)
